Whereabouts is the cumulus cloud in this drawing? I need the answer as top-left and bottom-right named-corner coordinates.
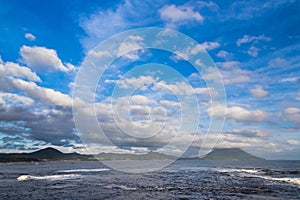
top-left (20, 45), bottom-right (75, 72)
top-left (250, 85), bottom-right (269, 98)
top-left (159, 4), bottom-right (204, 28)
top-left (207, 105), bottom-right (268, 122)
top-left (0, 61), bottom-right (41, 82)
top-left (11, 78), bottom-right (72, 107)
top-left (24, 33), bottom-right (36, 41)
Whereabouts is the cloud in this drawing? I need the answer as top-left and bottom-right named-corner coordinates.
top-left (216, 50), bottom-right (232, 59)
top-left (247, 45), bottom-right (259, 57)
top-left (117, 35), bottom-right (144, 60)
top-left (205, 61), bottom-right (251, 85)
top-left (159, 4), bottom-right (204, 28)
top-left (80, 0), bottom-right (164, 49)
top-left (20, 45), bottom-right (75, 72)
top-left (267, 57), bottom-right (289, 68)
top-left (0, 61), bottom-right (41, 82)
top-left (24, 33), bottom-right (36, 41)
top-left (224, 129), bottom-right (267, 138)
top-left (207, 105), bottom-right (268, 122)
top-left (237, 34), bottom-right (271, 46)
top-left (10, 78), bottom-right (72, 107)
top-left (282, 107), bottom-right (300, 126)
top-left (173, 42), bottom-right (220, 61)
top-left (287, 139), bottom-right (300, 145)
top-left (129, 95), bottom-right (156, 105)
top-left (250, 85), bottom-right (269, 98)
top-left (0, 92), bottom-right (35, 106)
top-left (200, 42), bottom-right (221, 51)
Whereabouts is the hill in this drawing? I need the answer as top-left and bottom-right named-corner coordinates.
top-left (0, 148), bottom-right (175, 162)
top-left (202, 148), bottom-right (265, 160)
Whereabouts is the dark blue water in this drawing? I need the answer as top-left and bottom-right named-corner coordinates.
top-left (0, 160), bottom-right (299, 199)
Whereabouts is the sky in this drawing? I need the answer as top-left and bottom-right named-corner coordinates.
top-left (0, 0), bottom-right (299, 159)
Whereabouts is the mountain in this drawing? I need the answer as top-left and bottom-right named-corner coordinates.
top-left (202, 148), bottom-right (265, 160)
top-left (0, 148), bottom-right (175, 162)
top-left (95, 151), bottom-right (177, 160)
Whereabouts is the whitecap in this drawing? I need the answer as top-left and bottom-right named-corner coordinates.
top-left (17, 174), bottom-right (81, 181)
top-left (58, 168), bottom-right (110, 173)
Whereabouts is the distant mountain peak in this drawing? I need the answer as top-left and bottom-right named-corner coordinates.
top-left (203, 148), bottom-right (264, 160)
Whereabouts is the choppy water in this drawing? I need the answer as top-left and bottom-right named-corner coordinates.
top-left (0, 160), bottom-right (300, 199)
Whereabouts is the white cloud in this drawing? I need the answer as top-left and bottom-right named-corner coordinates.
top-left (247, 45), bottom-right (259, 57)
top-left (11, 78), bottom-right (72, 107)
top-left (250, 85), bottom-right (269, 98)
top-left (237, 34), bottom-right (271, 46)
top-left (173, 42), bottom-right (220, 61)
top-left (24, 33), bottom-right (36, 41)
top-left (200, 41), bottom-right (221, 51)
top-left (0, 61), bottom-right (41, 82)
top-left (160, 100), bottom-right (181, 108)
top-left (207, 105), bottom-right (268, 122)
top-left (280, 77), bottom-right (299, 83)
top-left (282, 107), bottom-right (300, 126)
top-left (129, 95), bottom-right (156, 105)
top-left (267, 57), bottom-right (289, 68)
top-left (80, 0), bottom-right (163, 50)
top-left (20, 45), bottom-right (75, 72)
top-left (0, 92), bottom-right (35, 106)
top-left (216, 50), bottom-right (232, 59)
top-left (117, 35), bottom-right (144, 60)
top-left (205, 61), bottom-right (251, 85)
top-left (160, 4), bottom-right (204, 28)
top-left (117, 75), bottom-right (157, 90)
top-left (287, 139), bottom-right (300, 145)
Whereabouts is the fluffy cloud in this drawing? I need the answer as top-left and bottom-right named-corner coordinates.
top-left (250, 85), bottom-right (269, 98)
top-left (160, 4), bottom-right (204, 28)
top-left (11, 78), bottom-right (72, 107)
top-left (216, 50), bottom-right (232, 59)
top-left (20, 45), bottom-right (75, 72)
top-left (207, 105), bottom-right (268, 122)
top-left (0, 61), bottom-right (41, 82)
top-left (24, 33), bottom-right (36, 41)
top-left (0, 92), bottom-right (34, 106)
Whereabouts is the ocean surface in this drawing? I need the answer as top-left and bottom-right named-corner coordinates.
top-left (0, 160), bottom-right (299, 199)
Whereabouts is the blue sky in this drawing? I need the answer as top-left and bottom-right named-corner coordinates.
top-left (0, 0), bottom-right (299, 159)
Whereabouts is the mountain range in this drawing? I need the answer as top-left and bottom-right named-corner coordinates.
top-left (0, 147), bottom-right (264, 162)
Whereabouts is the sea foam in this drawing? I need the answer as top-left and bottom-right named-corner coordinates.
top-left (17, 174), bottom-right (81, 181)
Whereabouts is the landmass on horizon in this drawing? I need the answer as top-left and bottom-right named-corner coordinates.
top-left (0, 147), bottom-right (265, 162)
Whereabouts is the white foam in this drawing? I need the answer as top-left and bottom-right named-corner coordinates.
top-left (260, 176), bottom-right (300, 186)
top-left (58, 168), bottom-right (110, 173)
top-left (214, 168), bottom-right (261, 174)
top-left (17, 174), bottom-right (81, 181)
top-left (215, 168), bottom-right (300, 186)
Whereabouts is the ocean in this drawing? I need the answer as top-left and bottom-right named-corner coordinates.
top-left (0, 160), bottom-right (299, 199)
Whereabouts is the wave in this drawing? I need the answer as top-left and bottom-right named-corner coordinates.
top-left (256, 175), bottom-right (300, 186)
top-left (58, 168), bottom-right (110, 173)
top-left (214, 168), bottom-right (261, 174)
top-left (17, 174), bottom-right (81, 181)
top-left (214, 168), bottom-right (300, 186)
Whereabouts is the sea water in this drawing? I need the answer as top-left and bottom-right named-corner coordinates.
top-left (0, 160), bottom-right (299, 199)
